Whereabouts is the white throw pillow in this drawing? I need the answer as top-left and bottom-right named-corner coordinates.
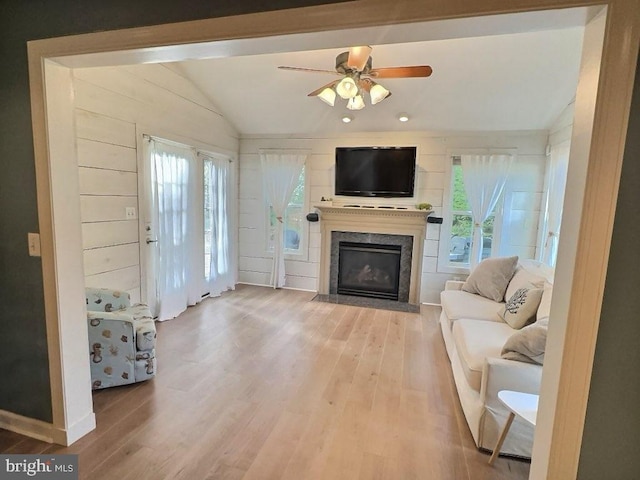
top-left (461, 256), bottom-right (519, 303)
top-left (501, 322), bottom-right (548, 365)
top-left (505, 265), bottom-right (547, 301)
top-left (499, 287), bottom-right (543, 329)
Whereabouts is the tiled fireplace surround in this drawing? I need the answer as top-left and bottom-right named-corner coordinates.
top-left (316, 206), bottom-right (430, 307)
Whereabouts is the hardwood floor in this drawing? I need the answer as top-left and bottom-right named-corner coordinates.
top-left (0, 285), bottom-right (530, 479)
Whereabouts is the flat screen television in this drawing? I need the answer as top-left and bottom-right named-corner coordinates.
top-left (335, 146), bottom-right (416, 198)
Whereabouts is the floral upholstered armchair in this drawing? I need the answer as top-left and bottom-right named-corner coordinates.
top-left (86, 287), bottom-right (157, 390)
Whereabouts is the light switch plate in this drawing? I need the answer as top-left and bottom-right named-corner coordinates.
top-left (28, 232), bottom-right (41, 257)
top-left (125, 207), bottom-right (137, 219)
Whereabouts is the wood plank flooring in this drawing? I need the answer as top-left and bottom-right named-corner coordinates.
top-left (0, 285), bottom-right (530, 479)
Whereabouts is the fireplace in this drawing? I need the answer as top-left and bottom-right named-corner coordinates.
top-left (337, 242), bottom-right (402, 300)
top-left (329, 231), bottom-right (413, 303)
top-left (316, 206), bottom-right (429, 308)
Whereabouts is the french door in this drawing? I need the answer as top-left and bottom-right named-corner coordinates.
top-left (140, 136), bottom-right (233, 321)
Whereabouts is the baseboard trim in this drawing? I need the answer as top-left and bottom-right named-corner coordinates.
top-left (236, 281), bottom-right (317, 293)
top-left (421, 301), bottom-right (442, 307)
top-left (0, 409), bottom-right (96, 446)
top-left (57, 412), bottom-right (96, 446)
top-left (0, 409), bottom-right (56, 443)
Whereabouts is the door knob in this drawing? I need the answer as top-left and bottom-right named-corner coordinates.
top-left (146, 238), bottom-right (158, 244)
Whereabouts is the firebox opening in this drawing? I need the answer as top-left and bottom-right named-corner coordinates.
top-left (337, 241), bottom-right (402, 301)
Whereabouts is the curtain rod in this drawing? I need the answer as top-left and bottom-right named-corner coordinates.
top-left (144, 134), bottom-right (233, 162)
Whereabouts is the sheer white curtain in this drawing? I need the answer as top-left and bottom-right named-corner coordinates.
top-left (461, 154), bottom-right (513, 268)
top-left (203, 154), bottom-right (234, 297)
top-left (542, 143), bottom-right (570, 267)
top-left (260, 150), bottom-right (308, 288)
top-left (149, 139), bottom-right (201, 321)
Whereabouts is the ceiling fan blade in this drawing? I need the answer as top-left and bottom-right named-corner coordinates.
top-left (278, 66), bottom-right (341, 75)
top-left (347, 46), bottom-right (373, 71)
top-left (368, 66), bottom-right (433, 78)
top-left (307, 80), bottom-right (340, 97)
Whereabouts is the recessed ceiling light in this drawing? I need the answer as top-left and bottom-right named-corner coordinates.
top-left (398, 113), bottom-right (409, 122)
top-left (342, 115), bottom-right (353, 123)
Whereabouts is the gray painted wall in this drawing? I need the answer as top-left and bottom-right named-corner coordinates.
top-left (577, 52), bottom-right (640, 479)
top-left (0, 0), bottom-right (342, 423)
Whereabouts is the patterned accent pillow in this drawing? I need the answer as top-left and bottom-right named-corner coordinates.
top-left (499, 287), bottom-right (543, 329)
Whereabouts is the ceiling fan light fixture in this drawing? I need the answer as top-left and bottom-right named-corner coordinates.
top-left (336, 77), bottom-right (358, 99)
top-left (317, 87), bottom-right (336, 106)
top-left (347, 95), bottom-right (365, 111)
top-left (369, 83), bottom-right (390, 105)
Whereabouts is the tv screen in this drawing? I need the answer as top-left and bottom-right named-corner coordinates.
top-left (335, 147), bottom-right (416, 198)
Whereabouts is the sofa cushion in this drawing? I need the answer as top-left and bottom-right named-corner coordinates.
top-left (462, 256), bottom-right (518, 302)
top-left (441, 290), bottom-right (504, 323)
top-left (499, 287), bottom-right (543, 329)
top-left (452, 319), bottom-right (516, 392)
top-left (502, 322), bottom-right (548, 365)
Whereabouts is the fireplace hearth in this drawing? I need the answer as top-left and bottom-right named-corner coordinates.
top-left (337, 242), bottom-right (401, 300)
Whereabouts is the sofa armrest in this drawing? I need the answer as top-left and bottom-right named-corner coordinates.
top-left (444, 280), bottom-right (465, 291)
top-left (480, 357), bottom-right (543, 404)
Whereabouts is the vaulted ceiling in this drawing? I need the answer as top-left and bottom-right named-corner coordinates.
top-left (172, 10), bottom-right (588, 135)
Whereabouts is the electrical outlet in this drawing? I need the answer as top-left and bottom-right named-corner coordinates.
top-left (28, 232), bottom-right (41, 257)
top-left (125, 207), bottom-right (137, 220)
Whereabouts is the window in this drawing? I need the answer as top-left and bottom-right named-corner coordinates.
top-left (266, 166), bottom-right (305, 254)
top-left (440, 156), bottom-right (501, 272)
top-left (202, 154), bottom-right (233, 295)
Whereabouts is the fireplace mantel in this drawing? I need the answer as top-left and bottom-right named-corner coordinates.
top-left (316, 205), bottom-right (430, 305)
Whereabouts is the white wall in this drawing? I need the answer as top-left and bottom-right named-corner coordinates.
top-left (549, 101), bottom-right (576, 147)
top-left (73, 63), bottom-right (239, 302)
top-left (535, 101), bottom-right (576, 259)
top-left (238, 130), bottom-right (547, 303)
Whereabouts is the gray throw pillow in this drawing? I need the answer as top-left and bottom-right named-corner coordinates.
top-left (501, 322), bottom-right (548, 365)
top-left (461, 256), bottom-right (518, 302)
top-left (499, 287), bottom-right (543, 329)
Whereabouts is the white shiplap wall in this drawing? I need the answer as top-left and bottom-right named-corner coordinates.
top-left (73, 64), bottom-right (239, 302)
top-left (238, 131), bottom-right (547, 303)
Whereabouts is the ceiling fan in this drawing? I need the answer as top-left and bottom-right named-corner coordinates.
top-left (278, 46), bottom-right (432, 111)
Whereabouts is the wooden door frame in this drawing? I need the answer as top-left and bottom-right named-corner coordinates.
top-left (26, 1), bottom-right (640, 478)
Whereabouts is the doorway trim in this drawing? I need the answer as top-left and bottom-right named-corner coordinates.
top-left (26, 1), bottom-right (639, 478)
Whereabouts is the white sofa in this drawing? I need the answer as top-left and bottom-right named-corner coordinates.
top-left (439, 259), bottom-right (553, 458)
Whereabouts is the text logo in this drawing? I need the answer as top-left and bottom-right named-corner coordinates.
top-left (0, 455), bottom-right (78, 480)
